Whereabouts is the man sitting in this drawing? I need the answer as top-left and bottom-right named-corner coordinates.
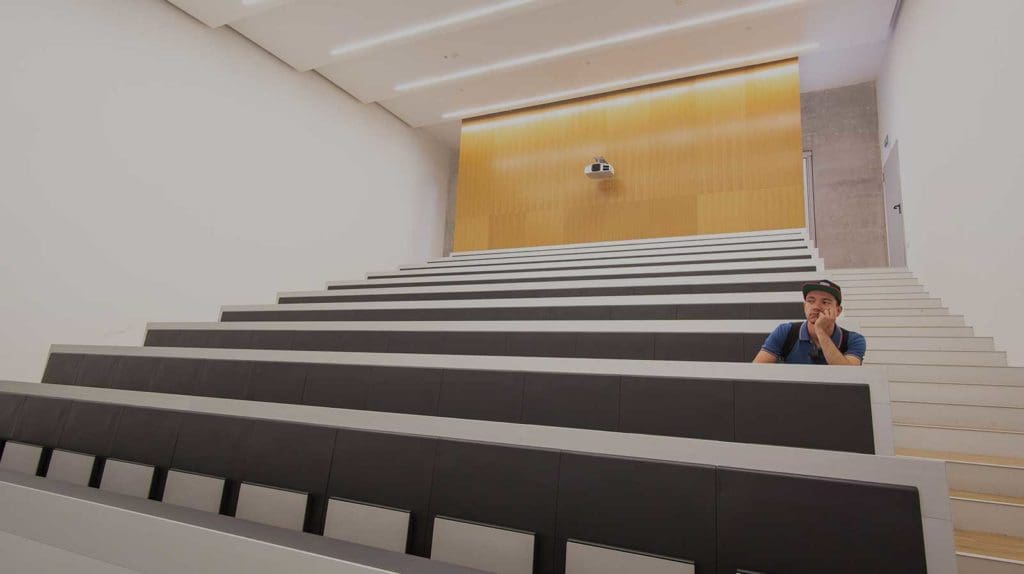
top-left (753, 279), bottom-right (866, 366)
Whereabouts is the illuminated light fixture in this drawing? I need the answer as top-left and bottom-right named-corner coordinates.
top-left (328, 0), bottom-right (535, 58)
top-left (396, 0), bottom-right (803, 92)
top-left (442, 43), bottom-right (817, 120)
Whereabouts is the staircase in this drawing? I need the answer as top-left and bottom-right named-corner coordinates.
top-left (827, 267), bottom-right (1024, 573)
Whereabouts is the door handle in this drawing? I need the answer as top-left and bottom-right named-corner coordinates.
top-left (893, 203), bottom-right (902, 214)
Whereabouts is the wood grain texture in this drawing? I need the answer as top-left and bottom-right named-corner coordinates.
top-left (453, 59), bottom-right (804, 251)
top-left (956, 530), bottom-right (1024, 562)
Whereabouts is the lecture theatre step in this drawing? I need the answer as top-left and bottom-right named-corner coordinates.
top-left (840, 279), bottom-right (923, 289)
top-left (895, 425), bottom-right (1024, 459)
top-left (862, 327), bottom-right (975, 338)
top-left (957, 531), bottom-right (1024, 574)
top-left (892, 402), bottom-right (1024, 432)
top-left (951, 491), bottom-right (1024, 538)
top-left (823, 272), bottom-right (915, 281)
top-left (417, 241), bottom-right (814, 269)
top-left (372, 247), bottom-right (816, 278)
top-left (276, 272), bottom-right (924, 305)
top-left (842, 298), bottom-right (943, 309)
top-left (845, 307), bottom-right (952, 317)
top-left (223, 293), bottom-right (806, 323)
top-left (870, 337), bottom-right (995, 352)
top-left (447, 228), bottom-right (808, 259)
top-left (897, 448), bottom-right (1024, 499)
top-left (866, 350), bottom-right (1006, 367)
top-left (332, 258), bottom-right (823, 289)
top-left (843, 288), bottom-right (927, 298)
top-left (855, 315), bottom-right (968, 327)
top-left (886, 365), bottom-right (1024, 386)
top-left (827, 267), bottom-right (911, 276)
top-left (891, 382), bottom-right (1024, 408)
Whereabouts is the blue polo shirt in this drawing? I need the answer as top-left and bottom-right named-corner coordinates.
top-left (761, 322), bottom-right (867, 364)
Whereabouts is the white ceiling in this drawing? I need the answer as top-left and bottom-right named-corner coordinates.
top-left (167, 0), bottom-right (898, 149)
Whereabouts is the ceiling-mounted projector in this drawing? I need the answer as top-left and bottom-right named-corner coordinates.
top-left (584, 156), bottom-right (614, 179)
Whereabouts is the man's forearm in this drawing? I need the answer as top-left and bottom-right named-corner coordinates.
top-left (818, 331), bottom-right (855, 365)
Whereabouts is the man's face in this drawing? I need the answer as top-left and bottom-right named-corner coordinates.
top-left (804, 290), bottom-right (841, 325)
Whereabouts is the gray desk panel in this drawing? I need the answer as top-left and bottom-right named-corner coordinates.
top-left (162, 469), bottom-right (224, 513)
top-left (565, 540), bottom-right (694, 574)
top-left (325, 498), bottom-right (410, 553)
top-left (236, 482), bottom-right (307, 531)
top-left (0, 470), bottom-right (484, 574)
top-left (46, 449), bottom-right (94, 486)
top-left (0, 441), bottom-right (43, 475)
top-left (100, 459), bottom-right (154, 499)
top-left (431, 516), bottom-right (534, 574)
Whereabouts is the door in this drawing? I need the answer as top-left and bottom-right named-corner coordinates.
top-left (883, 142), bottom-right (907, 267)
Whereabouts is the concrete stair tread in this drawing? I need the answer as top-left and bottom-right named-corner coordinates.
top-left (892, 401), bottom-right (1024, 433)
top-left (897, 421), bottom-right (1024, 444)
top-left (895, 400), bottom-right (1024, 411)
top-left (896, 448), bottom-right (1024, 469)
top-left (886, 365), bottom-right (1024, 386)
top-left (897, 422), bottom-right (1024, 434)
top-left (866, 351), bottom-right (1007, 368)
top-left (890, 383), bottom-right (1024, 410)
top-left (951, 491), bottom-right (1024, 507)
top-left (956, 530), bottom-right (1024, 563)
top-left (872, 333), bottom-right (991, 337)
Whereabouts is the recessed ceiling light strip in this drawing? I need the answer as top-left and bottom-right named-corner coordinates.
top-left (396, 0), bottom-right (803, 92)
top-left (442, 43), bottom-right (818, 120)
top-left (329, 0), bottom-right (535, 58)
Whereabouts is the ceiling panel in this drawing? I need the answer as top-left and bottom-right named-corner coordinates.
top-left (165, 0), bottom-right (899, 146)
top-left (166, 0), bottom-right (293, 28)
top-left (380, 11), bottom-right (811, 126)
top-left (231, 0), bottom-right (544, 72)
top-left (316, 0), bottom-right (781, 103)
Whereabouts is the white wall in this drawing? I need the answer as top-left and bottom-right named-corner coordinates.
top-left (877, 0), bottom-right (1024, 365)
top-left (0, 0), bottom-right (454, 382)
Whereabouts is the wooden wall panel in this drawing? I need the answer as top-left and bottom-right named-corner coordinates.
top-left (453, 59), bottom-right (804, 251)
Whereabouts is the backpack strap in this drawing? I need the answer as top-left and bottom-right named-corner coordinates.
top-left (779, 322), bottom-right (803, 360)
top-left (839, 327), bottom-right (849, 354)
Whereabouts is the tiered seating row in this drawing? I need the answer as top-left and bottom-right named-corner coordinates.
top-left (370, 249), bottom-right (813, 279)
top-left (223, 294), bottom-right (803, 322)
top-left (328, 259), bottom-right (820, 290)
top-left (279, 270), bottom-right (875, 304)
top-left (413, 239), bottom-right (811, 269)
top-left (41, 348), bottom-right (877, 453)
top-left (0, 381), bottom-right (936, 574)
top-left (445, 228), bottom-right (808, 258)
top-left (144, 321), bottom-right (780, 363)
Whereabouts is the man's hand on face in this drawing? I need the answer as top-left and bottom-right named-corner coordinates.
top-left (814, 306), bottom-right (837, 338)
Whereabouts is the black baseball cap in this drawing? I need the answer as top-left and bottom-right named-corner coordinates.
top-left (802, 279), bottom-right (842, 305)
